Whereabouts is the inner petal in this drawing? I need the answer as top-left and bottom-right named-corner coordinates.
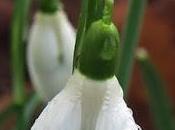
top-left (81, 78), bottom-right (107, 130)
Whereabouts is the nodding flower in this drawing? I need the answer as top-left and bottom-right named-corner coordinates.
top-left (31, 20), bottom-right (141, 130)
top-left (27, 4), bottom-right (75, 101)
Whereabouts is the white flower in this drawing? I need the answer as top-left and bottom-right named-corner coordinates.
top-left (27, 10), bottom-right (75, 101)
top-left (31, 70), bottom-right (141, 130)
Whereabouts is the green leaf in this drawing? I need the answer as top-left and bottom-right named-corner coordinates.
top-left (117, 0), bottom-right (147, 94)
top-left (136, 48), bottom-right (175, 130)
top-left (11, 0), bottom-right (31, 105)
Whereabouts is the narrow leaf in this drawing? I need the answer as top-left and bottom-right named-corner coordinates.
top-left (11, 0), bottom-right (31, 105)
top-left (117, 0), bottom-right (147, 94)
top-left (136, 48), bottom-right (175, 130)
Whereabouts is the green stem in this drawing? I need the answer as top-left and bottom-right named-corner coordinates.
top-left (73, 0), bottom-right (109, 71)
top-left (117, 0), bottom-right (147, 94)
top-left (11, 0), bottom-right (31, 105)
top-left (103, 0), bottom-right (114, 24)
top-left (136, 48), bottom-right (175, 130)
top-left (73, 0), bottom-right (92, 70)
top-left (87, 0), bottom-right (105, 28)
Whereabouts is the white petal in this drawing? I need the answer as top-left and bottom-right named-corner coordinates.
top-left (96, 78), bottom-right (141, 130)
top-left (31, 71), bottom-right (83, 130)
top-left (27, 10), bottom-right (75, 101)
top-left (31, 70), bottom-right (141, 130)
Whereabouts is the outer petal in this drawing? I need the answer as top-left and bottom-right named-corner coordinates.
top-left (27, 11), bottom-right (75, 101)
top-left (31, 71), bottom-right (83, 130)
top-left (96, 76), bottom-right (141, 130)
top-left (31, 70), bottom-right (141, 130)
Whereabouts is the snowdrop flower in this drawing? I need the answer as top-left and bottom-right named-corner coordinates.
top-left (27, 9), bottom-right (75, 101)
top-left (31, 20), bottom-right (141, 130)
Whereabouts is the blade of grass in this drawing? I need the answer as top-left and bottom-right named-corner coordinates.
top-left (136, 48), bottom-right (175, 130)
top-left (117, 0), bottom-right (147, 94)
top-left (11, 0), bottom-right (31, 129)
top-left (11, 0), bottom-right (31, 105)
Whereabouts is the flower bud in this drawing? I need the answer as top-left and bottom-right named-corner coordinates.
top-left (27, 10), bottom-right (75, 101)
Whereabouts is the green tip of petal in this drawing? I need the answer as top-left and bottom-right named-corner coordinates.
top-left (78, 20), bottom-right (120, 80)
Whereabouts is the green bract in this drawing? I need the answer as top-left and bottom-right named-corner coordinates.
top-left (78, 20), bottom-right (119, 80)
top-left (40, 0), bottom-right (60, 13)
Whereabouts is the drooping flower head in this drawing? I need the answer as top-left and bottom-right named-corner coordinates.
top-left (27, 0), bottom-right (75, 101)
top-left (31, 18), bottom-right (141, 130)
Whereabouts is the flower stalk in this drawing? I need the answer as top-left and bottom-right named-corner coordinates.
top-left (11, 0), bottom-right (31, 105)
top-left (73, 0), bottom-right (105, 70)
top-left (136, 48), bottom-right (175, 130)
top-left (102, 0), bottom-right (113, 24)
top-left (73, 0), bottom-right (91, 70)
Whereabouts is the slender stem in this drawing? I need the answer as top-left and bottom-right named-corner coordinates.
top-left (11, 0), bottom-right (31, 105)
top-left (95, 0), bottom-right (105, 21)
top-left (87, 0), bottom-right (105, 28)
top-left (117, 0), bottom-right (147, 94)
top-left (73, 0), bottom-right (90, 70)
top-left (73, 0), bottom-right (106, 71)
top-left (136, 48), bottom-right (175, 130)
top-left (103, 0), bottom-right (114, 24)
